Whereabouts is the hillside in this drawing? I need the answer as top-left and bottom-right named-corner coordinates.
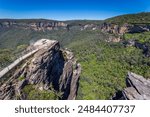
top-left (105, 12), bottom-right (150, 24)
top-left (67, 31), bottom-right (150, 99)
top-left (0, 19), bottom-right (102, 49)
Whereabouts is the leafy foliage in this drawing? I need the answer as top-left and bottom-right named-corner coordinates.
top-left (67, 30), bottom-right (150, 99)
top-left (0, 49), bottom-right (14, 70)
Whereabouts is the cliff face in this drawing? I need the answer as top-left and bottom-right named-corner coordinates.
top-left (0, 20), bottom-right (67, 31)
top-left (101, 23), bottom-right (150, 35)
top-left (0, 19), bottom-right (101, 32)
top-left (0, 39), bottom-right (81, 100)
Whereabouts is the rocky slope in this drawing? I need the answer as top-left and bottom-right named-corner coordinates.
top-left (100, 15), bottom-right (150, 55)
top-left (0, 39), bottom-right (81, 100)
top-left (112, 72), bottom-right (150, 100)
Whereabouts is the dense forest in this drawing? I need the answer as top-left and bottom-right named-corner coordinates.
top-left (106, 12), bottom-right (150, 24)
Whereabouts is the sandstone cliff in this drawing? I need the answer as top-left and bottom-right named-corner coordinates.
top-left (0, 39), bottom-right (81, 100)
top-left (0, 19), bottom-right (101, 32)
top-left (101, 22), bottom-right (150, 35)
top-left (0, 19), bottom-right (67, 31)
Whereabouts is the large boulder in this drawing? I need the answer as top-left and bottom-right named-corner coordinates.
top-left (123, 72), bottom-right (150, 100)
top-left (112, 72), bottom-right (150, 100)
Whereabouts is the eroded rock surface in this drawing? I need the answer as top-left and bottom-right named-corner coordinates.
top-left (113, 72), bottom-right (150, 100)
top-left (123, 72), bottom-right (150, 100)
top-left (0, 39), bottom-right (81, 100)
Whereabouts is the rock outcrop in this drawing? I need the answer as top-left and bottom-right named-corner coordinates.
top-left (123, 72), bottom-right (150, 100)
top-left (101, 23), bottom-right (150, 35)
top-left (0, 19), bottom-right (67, 31)
top-left (0, 39), bottom-right (81, 100)
top-left (112, 72), bottom-right (150, 100)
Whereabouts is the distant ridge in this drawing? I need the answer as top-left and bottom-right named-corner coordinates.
top-left (105, 12), bottom-right (150, 24)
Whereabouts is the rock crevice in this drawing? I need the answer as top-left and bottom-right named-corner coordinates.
top-left (112, 72), bottom-right (150, 100)
top-left (0, 39), bottom-right (81, 100)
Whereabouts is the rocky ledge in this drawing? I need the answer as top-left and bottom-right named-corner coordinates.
top-left (0, 39), bottom-right (81, 100)
top-left (113, 72), bottom-right (150, 100)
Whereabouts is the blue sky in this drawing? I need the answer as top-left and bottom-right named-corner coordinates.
top-left (0, 0), bottom-right (150, 20)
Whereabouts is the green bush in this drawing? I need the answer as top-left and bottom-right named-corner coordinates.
top-left (124, 32), bottom-right (150, 44)
top-left (18, 76), bottom-right (25, 81)
top-left (22, 84), bottom-right (59, 100)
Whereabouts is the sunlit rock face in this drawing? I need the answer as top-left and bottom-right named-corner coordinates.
top-left (0, 20), bottom-right (67, 31)
top-left (0, 39), bottom-right (81, 100)
top-left (112, 72), bottom-right (150, 100)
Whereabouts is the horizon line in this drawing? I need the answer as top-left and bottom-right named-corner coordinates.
top-left (0, 12), bottom-right (149, 21)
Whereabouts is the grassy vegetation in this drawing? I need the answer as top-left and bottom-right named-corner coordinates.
top-left (124, 31), bottom-right (150, 44)
top-left (0, 44), bottom-right (27, 69)
top-left (18, 76), bottom-right (25, 81)
top-left (0, 49), bottom-right (14, 70)
top-left (22, 84), bottom-right (60, 100)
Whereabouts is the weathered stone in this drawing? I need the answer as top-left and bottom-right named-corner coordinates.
top-left (0, 39), bottom-right (81, 100)
top-left (113, 72), bottom-right (150, 100)
top-left (68, 63), bottom-right (81, 100)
